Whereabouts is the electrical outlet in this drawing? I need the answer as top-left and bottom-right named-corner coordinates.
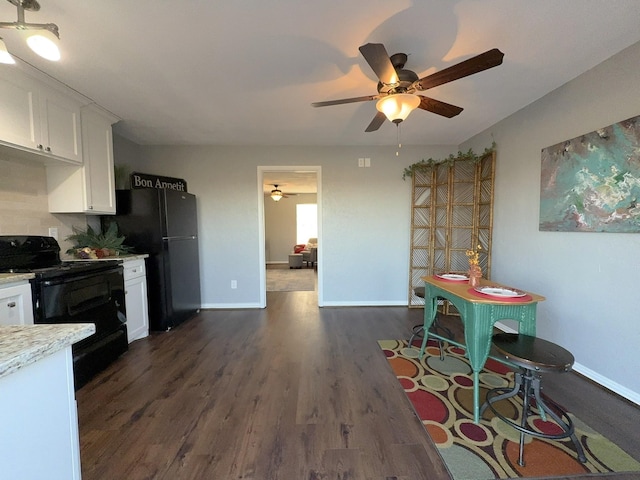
top-left (48, 227), bottom-right (58, 240)
top-left (231, 280), bottom-right (237, 289)
top-left (358, 158), bottom-right (365, 167)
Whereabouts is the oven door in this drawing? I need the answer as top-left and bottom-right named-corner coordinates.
top-left (32, 266), bottom-right (128, 388)
top-left (34, 267), bottom-right (126, 338)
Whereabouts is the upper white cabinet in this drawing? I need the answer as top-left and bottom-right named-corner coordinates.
top-left (39, 86), bottom-right (83, 163)
top-left (47, 105), bottom-right (118, 214)
top-left (0, 66), bottom-right (82, 164)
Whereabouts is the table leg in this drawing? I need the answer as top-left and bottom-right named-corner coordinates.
top-left (470, 372), bottom-right (480, 422)
top-left (419, 294), bottom-right (438, 358)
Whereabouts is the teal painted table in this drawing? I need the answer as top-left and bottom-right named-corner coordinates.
top-left (419, 276), bottom-right (545, 423)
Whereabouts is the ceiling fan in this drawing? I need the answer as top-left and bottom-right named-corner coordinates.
top-left (269, 184), bottom-right (297, 202)
top-left (312, 43), bottom-right (504, 132)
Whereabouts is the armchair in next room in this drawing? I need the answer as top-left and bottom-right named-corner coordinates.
top-left (301, 238), bottom-right (317, 268)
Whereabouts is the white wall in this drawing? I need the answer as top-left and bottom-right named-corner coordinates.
top-left (462, 41), bottom-right (640, 402)
top-left (127, 144), bottom-right (455, 308)
top-left (264, 193), bottom-right (317, 263)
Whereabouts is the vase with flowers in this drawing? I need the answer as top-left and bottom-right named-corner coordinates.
top-left (466, 244), bottom-right (482, 287)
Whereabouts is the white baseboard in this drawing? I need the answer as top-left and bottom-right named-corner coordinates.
top-left (200, 302), bottom-right (263, 309)
top-left (494, 321), bottom-right (639, 406)
top-left (322, 300), bottom-right (407, 307)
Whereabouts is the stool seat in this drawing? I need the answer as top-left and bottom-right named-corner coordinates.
top-left (481, 333), bottom-right (586, 467)
top-left (492, 333), bottom-right (574, 373)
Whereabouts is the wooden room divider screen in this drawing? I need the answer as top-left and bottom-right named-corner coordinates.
top-left (408, 151), bottom-right (495, 310)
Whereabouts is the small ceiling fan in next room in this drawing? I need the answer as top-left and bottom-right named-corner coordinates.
top-left (269, 185), bottom-right (297, 202)
top-left (312, 43), bottom-right (504, 132)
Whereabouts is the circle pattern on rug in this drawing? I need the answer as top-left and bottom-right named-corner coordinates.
top-left (439, 444), bottom-right (496, 480)
top-left (455, 419), bottom-right (494, 447)
top-left (480, 372), bottom-right (509, 388)
top-left (421, 374), bottom-right (449, 392)
top-left (407, 389), bottom-right (449, 423)
top-left (399, 376), bottom-right (416, 391)
top-left (427, 354), bottom-right (470, 375)
top-left (453, 374), bottom-right (474, 388)
top-left (379, 339), bottom-right (640, 479)
top-left (401, 347), bottom-right (420, 358)
top-left (425, 420), bottom-right (453, 447)
top-left (389, 356), bottom-right (420, 378)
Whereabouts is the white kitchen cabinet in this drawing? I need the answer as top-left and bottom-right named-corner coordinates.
top-left (0, 281), bottom-right (34, 326)
top-left (39, 85), bottom-right (83, 163)
top-left (0, 342), bottom-right (82, 479)
top-left (0, 65), bottom-right (82, 164)
top-left (47, 105), bottom-right (118, 214)
top-left (123, 257), bottom-right (149, 342)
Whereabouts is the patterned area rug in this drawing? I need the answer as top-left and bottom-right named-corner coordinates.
top-left (378, 339), bottom-right (640, 480)
top-left (266, 266), bottom-right (316, 291)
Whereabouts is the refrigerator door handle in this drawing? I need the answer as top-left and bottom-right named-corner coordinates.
top-left (163, 236), bottom-right (197, 241)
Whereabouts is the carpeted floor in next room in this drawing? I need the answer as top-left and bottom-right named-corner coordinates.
top-left (266, 264), bottom-right (316, 292)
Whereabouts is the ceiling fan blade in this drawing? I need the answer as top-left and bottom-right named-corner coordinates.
top-left (312, 94), bottom-right (379, 107)
top-left (358, 43), bottom-right (398, 85)
top-left (417, 96), bottom-right (463, 118)
top-left (415, 48), bottom-right (504, 91)
top-left (365, 111), bottom-right (387, 132)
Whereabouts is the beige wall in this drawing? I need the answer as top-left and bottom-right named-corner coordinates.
top-left (0, 151), bottom-right (85, 251)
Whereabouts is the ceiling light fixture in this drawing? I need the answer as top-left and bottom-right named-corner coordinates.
top-left (0, 0), bottom-right (61, 62)
top-left (376, 93), bottom-right (421, 124)
top-left (270, 186), bottom-right (283, 202)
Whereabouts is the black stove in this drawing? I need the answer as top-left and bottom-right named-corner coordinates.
top-left (0, 235), bottom-right (118, 279)
top-left (0, 235), bottom-right (128, 389)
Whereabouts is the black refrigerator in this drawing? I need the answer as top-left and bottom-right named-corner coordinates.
top-left (103, 189), bottom-right (201, 331)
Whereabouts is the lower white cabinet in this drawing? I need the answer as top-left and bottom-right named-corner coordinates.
top-left (0, 281), bottom-right (34, 326)
top-left (122, 258), bottom-right (149, 342)
top-left (0, 347), bottom-right (81, 479)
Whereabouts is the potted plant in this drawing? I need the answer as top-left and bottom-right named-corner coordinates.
top-left (66, 223), bottom-right (132, 259)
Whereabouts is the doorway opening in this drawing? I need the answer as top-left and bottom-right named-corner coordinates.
top-left (257, 166), bottom-right (322, 307)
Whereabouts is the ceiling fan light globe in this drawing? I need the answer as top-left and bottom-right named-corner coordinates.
top-left (376, 94), bottom-right (420, 122)
top-left (0, 38), bottom-right (15, 64)
top-left (24, 30), bottom-right (61, 61)
top-left (271, 190), bottom-right (283, 201)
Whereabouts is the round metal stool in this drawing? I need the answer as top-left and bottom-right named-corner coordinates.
top-left (480, 333), bottom-right (587, 467)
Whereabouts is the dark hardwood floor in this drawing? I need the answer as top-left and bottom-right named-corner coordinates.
top-left (77, 291), bottom-right (640, 479)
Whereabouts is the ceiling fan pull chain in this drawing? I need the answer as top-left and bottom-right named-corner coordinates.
top-left (396, 123), bottom-right (402, 156)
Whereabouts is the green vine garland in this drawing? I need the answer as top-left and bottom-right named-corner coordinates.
top-left (402, 142), bottom-right (496, 180)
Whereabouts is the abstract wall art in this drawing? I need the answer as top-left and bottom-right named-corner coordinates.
top-left (540, 115), bottom-right (640, 232)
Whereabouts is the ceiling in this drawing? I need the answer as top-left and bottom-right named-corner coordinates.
top-left (2, 1), bottom-right (640, 151)
top-left (262, 171), bottom-right (318, 195)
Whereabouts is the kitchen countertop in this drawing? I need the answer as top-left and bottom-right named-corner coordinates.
top-left (62, 253), bottom-right (149, 262)
top-left (0, 272), bottom-right (35, 286)
top-left (0, 324), bottom-right (95, 380)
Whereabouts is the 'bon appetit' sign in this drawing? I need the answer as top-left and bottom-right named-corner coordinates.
top-left (130, 172), bottom-right (187, 192)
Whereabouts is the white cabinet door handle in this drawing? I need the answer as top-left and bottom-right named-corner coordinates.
top-left (7, 302), bottom-right (16, 308)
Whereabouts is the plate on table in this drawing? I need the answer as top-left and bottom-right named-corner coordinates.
top-left (435, 273), bottom-right (469, 281)
top-left (474, 286), bottom-right (526, 298)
